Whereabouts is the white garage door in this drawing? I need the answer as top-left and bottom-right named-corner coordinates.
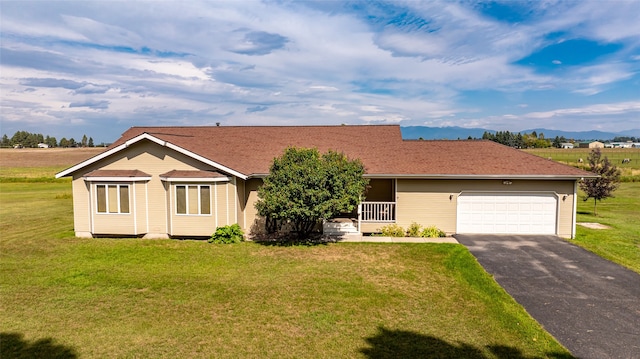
top-left (457, 193), bottom-right (557, 235)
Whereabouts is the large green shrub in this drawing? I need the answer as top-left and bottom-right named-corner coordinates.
top-left (209, 224), bottom-right (245, 244)
top-left (255, 147), bottom-right (368, 239)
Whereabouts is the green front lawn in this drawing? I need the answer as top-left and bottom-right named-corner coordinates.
top-left (572, 182), bottom-right (640, 274)
top-left (0, 181), bottom-right (571, 358)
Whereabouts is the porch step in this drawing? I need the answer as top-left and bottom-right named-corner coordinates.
top-left (323, 219), bottom-right (358, 234)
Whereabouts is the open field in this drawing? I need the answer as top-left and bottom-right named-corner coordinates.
top-left (0, 148), bottom-right (104, 180)
top-left (524, 148), bottom-right (640, 181)
top-left (0, 150), bottom-right (576, 357)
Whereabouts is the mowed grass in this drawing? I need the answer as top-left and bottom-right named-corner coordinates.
top-left (572, 182), bottom-right (640, 274)
top-left (0, 174), bottom-right (571, 356)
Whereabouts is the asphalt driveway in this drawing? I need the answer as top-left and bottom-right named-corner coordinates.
top-left (455, 234), bottom-right (640, 359)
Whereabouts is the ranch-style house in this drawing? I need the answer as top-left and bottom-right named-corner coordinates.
top-left (56, 125), bottom-right (593, 239)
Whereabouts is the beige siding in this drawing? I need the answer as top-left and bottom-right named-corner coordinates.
top-left (395, 179), bottom-right (576, 237)
top-left (395, 179), bottom-right (457, 233)
top-left (70, 139), bottom-right (242, 237)
top-left (243, 178), bottom-right (264, 235)
top-left (360, 222), bottom-right (389, 233)
top-left (236, 178), bottom-right (246, 229)
top-left (134, 182), bottom-right (147, 234)
top-left (71, 177), bottom-right (91, 237)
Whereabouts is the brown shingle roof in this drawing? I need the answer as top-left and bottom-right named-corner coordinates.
top-left (392, 140), bottom-right (590, 177)
top-left (92, 125), bottom-right (590, 178)
top-left (110, 125), bottom-right (402, 176)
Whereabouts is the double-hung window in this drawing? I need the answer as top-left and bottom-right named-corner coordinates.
top-left (96, 184), bottom-right (130, 214)
top-left (176, 185), bottom-right (211, 215)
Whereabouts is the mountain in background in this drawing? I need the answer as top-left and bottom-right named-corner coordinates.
top-left (401, 126), bottom-right (640, 140)
top-left (401, 126), bottom-right (494, 140)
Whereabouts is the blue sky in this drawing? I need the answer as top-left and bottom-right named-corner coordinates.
top-left (1, 0), bottom-right (639, 143)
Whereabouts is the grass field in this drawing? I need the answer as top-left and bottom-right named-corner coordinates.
top-left (574, 183), bottom-right (640, 273)
top-left (524, 148), bottom-right (640, 181)
top-left (0, 150), bottom-right (575, 357)
top-left (0, 148), bottom-right (103, 180)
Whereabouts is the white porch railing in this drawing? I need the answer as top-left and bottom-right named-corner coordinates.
top-left (360, 202), bottom-right (396, 222)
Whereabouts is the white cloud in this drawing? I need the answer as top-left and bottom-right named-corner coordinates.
top-left (1, 0), bottom-right (639, 141)
top-left (524, 101), bottom-right (640, 119)
top-left (360, 114), bottom-right (407, 123)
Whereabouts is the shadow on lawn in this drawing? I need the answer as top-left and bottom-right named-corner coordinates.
top-left (360, 327), bottom-right (573, 359)
top-left (1, 332), bottom-right (77, 359)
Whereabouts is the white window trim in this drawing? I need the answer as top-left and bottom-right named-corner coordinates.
top-left (95, 183), bottom-right (131, 215)
top-left (175, 184), bottom-right (212, 216)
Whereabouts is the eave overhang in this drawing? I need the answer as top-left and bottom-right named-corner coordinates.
top-left (84, 176), bottom-right (152, 182)
top-left (362, 174), bottom-right (599, 180)
top-left (160, 176), bottom-right (230, 183)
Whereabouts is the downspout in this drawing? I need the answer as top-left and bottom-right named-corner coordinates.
top-left (572, 180), bottom-right (578, 239)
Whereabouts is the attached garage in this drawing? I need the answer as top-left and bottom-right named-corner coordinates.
top-left (457, 192), bottom-right (558, 235)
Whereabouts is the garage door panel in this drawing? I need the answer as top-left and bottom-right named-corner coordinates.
top-left (457, 193), bottom-right (557, 235)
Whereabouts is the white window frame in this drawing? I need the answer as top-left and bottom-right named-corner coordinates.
top-left (95, 183), bottom-right (130, 214)
top-left (175, 184), bottom-right (212, 216)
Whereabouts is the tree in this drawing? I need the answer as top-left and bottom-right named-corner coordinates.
top-left (579, 149), bottom-right (621, 216)
top-left (1, 134), bottom-right (9, 147)
top-left (255, 147), bottom-right (368, 239)
top-left (88, 137), bottom-right (94, 147)
top-left (46, 136), bottom-right (57, 148)
top-left (81, 134), bottom-right (88, 147)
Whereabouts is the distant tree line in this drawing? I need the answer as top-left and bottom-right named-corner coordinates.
top-left (478, 131), bottom-right (638, 148)
top-left (479, 130), bottom-right (560, 148)
top-left (1, 131), bottom-right (95, 148)
top-left (612, 136), bottom-right (638, 142)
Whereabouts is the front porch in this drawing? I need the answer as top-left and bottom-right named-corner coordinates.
top-left (323, 179), bottom-right (397, 235)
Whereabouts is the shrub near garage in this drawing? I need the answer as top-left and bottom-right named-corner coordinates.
top-left (421, 226), bottom-right (446, 238)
